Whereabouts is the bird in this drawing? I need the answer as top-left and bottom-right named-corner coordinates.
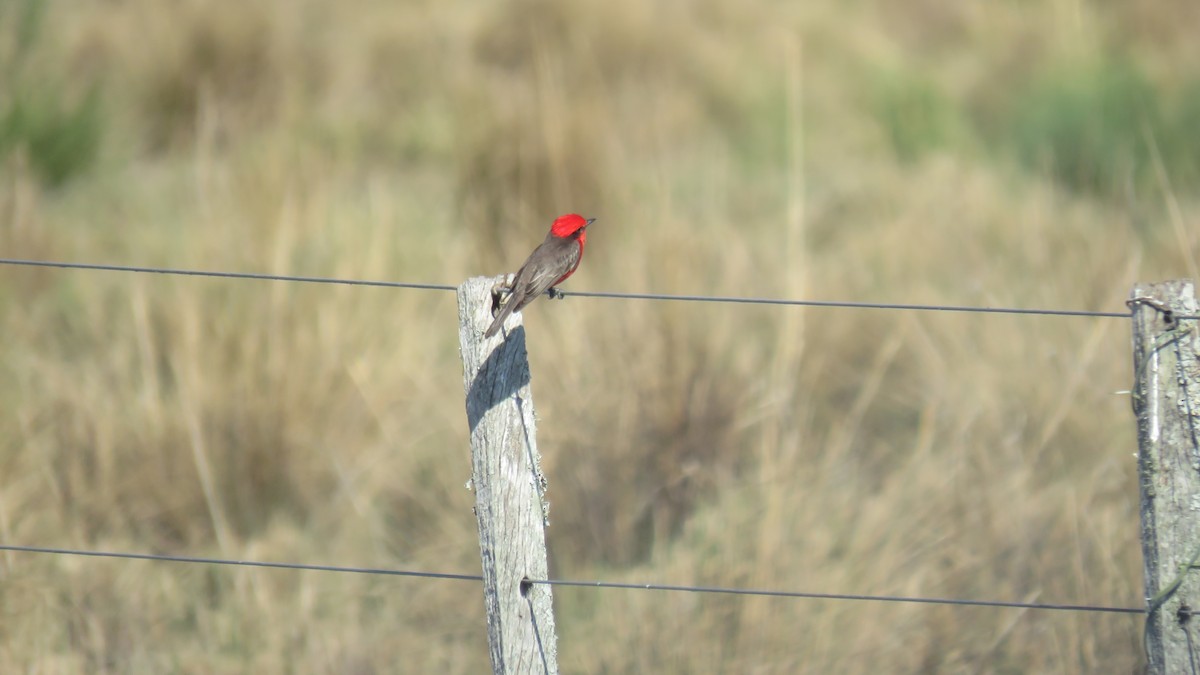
top-left (484, 213), bottom-right (595, 338)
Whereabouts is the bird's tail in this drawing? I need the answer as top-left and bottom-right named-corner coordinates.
top-left (483, 299), bottom-right (517, 338)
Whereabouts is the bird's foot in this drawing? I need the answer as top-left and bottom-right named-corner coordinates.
top-left (546, 287), bottom-right (565, 300)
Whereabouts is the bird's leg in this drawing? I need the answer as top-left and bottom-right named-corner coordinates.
top-left (490, 274), bottom-right (516, 316)
top-left (546, 287), bottom-right (565, 300)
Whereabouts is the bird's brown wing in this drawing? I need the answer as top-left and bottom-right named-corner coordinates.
top-left (508, 235), bottom-right (582, 313)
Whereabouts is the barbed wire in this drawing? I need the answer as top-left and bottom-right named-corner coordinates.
top-left (0, 544), bottom-right (1144, 615)
top-left (1, 257), bottom-right (1168, 318)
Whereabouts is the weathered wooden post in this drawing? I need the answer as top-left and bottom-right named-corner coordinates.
top-left (1130, 279), bottom-right (1200, 674)
top-left (457, 276), bottom-right (558, 675)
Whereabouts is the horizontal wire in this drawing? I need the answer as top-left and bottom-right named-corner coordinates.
top-left (0, 259), bottom-right (1178, 613)
top-left (0, 544), bottom-right (481, 582)
top-left (532, 578), bottom-right (1145, 615)
top-left (0, 544), bottom-right (1143, 615)
top-left (0, 258), bottom-right (457, 291)
top-left (563, 289), bottom-right (1133, 318)
top-left (0, 257), bottom-right (1154, 318)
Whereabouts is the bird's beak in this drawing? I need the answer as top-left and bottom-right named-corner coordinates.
top-left (585, 218), bottom-right (596, 227)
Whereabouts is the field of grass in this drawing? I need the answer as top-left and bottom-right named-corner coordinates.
top-left (2, 0), bottom-right (1199, 672)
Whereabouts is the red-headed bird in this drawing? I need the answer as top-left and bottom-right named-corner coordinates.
top-left (484, 213), bottom-right (595, 338)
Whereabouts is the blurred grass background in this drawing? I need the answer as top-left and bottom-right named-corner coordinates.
top-left (1, 0), bottom-right (1199, 671)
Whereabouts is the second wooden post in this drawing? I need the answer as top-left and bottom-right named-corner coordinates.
top-left (1130, 279), bottom-right (1200, 674)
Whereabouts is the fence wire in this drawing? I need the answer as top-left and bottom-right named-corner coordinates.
top-left (0, 544), bottom-right (1144, 615)
top-left (1, 257), bottom-right (1171, 318)
top-left (0, 257), bottom-right (1171, 631)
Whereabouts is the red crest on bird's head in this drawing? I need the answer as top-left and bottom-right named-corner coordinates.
top-left (549, 213), bottom-right (593, 238)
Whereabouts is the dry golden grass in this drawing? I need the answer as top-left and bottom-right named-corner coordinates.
top-left (2, 0), bottom-right (1199, 672)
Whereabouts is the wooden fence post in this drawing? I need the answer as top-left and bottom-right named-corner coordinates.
top-left (1130, 279), bottom-right (1200, 674)
top-left (457, 276), bottom-right (558, 675)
